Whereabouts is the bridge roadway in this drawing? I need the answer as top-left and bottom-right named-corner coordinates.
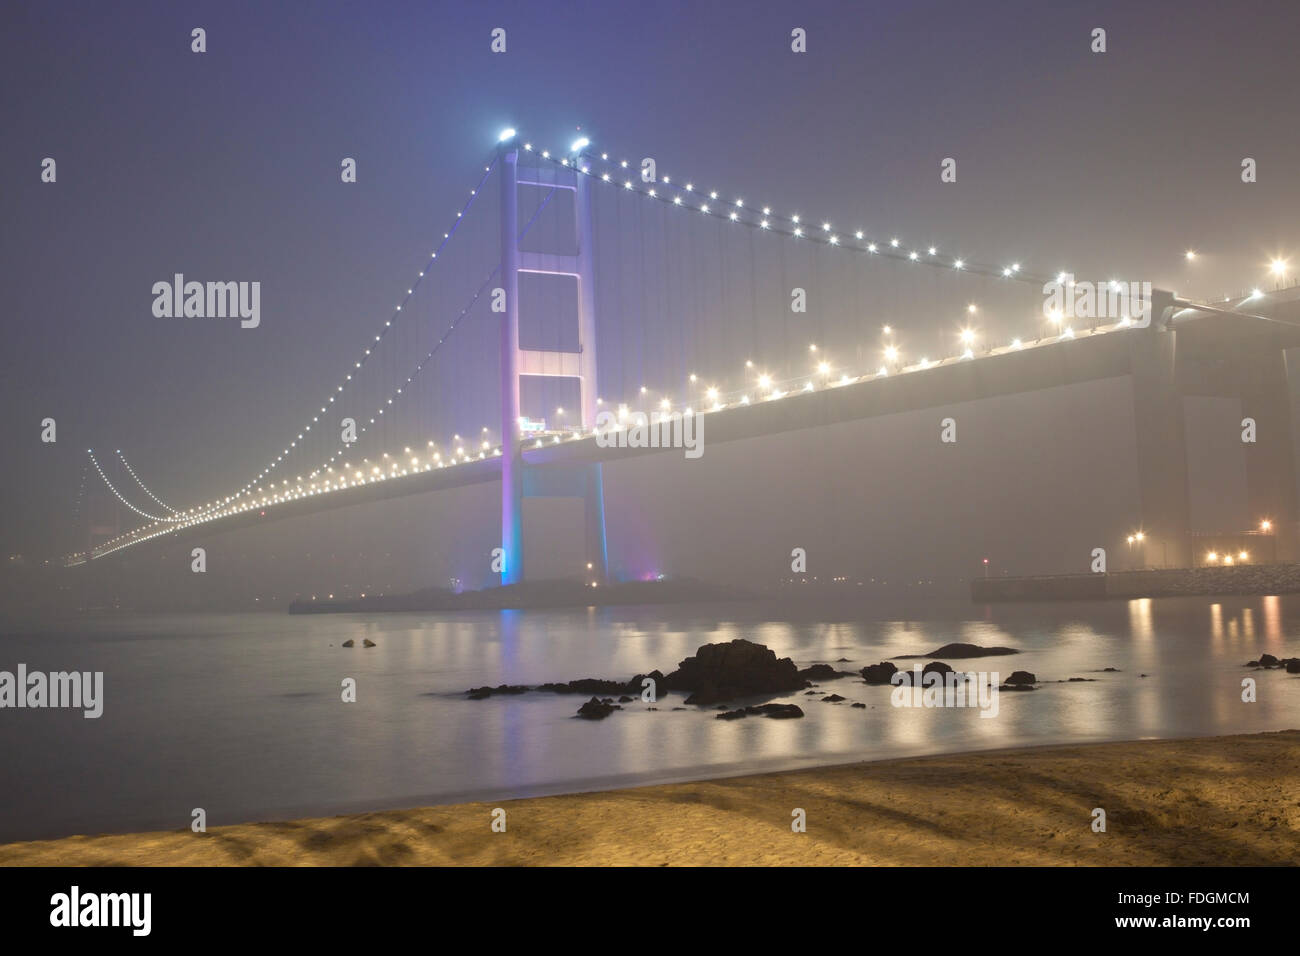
top-left (87, 287), bottom-right (1300, 562)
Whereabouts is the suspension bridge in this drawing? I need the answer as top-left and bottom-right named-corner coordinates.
top-left (66, 129), bottom-right (1300, 580)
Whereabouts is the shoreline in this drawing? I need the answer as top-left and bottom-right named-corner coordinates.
top-left (3, 730), bottom-right (1296, 866)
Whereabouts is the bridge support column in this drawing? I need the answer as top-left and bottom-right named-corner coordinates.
top-left (499, 146), bottom-right (524, 585)
top-left (1241, 350), bottom-right (1300, 561)
top-left (584, 462), bottom-right (608, 581)
top-left (497, 140), bottom-right (606, 584)
top-left (1130, 315), bottom-right (1192, 568)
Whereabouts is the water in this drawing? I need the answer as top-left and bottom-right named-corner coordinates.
top-left (2, 595), bottom-right (1298, 843)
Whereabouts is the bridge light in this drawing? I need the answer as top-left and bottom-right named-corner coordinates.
top-left (498, 128), bottom-right (517, 142)
top-left (1271, 258), bottom-right (1287, 276)
top-left (1261, 519), bottom-right (1272, 532)
top-left (967, 303), bottom-right (977, 314)
top-left (953, 259), bottom-right (964, 269)
top-left (1239, 551), bottom-right (1248, 561)
top-left (758, 374), bottom-right (772, 389)
top-left (868, 243), bottom-right (878, 253)
top-left (884, 346), bottom-right (899, 362)
top-left (818, 361), bottom-right (830, 375)
top-left (908, 251), bottom-right (918, 261)
top-left (1251, 288), bottom-right (1263, 298)
top-left (960, 328), bottom-right (975, 344)
top-left (1185, 250), bottom-right (1197, 261)
top-left (1011, 338), bottom-right (1023, 349)
top-left (706, 387), bottom-right (719, 401)
top-left (570, 136), bottom-right (589, 153)
top-left (928, 246), bottom-right (937, 255)
top-left (890, 238), bottom-right (899, 247)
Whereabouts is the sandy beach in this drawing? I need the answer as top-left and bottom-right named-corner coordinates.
top-left (3, 730), bottom-right (1296, 866)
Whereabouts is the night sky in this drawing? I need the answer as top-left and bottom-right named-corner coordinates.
top-left (4, 0), bottom-right (1300, 589)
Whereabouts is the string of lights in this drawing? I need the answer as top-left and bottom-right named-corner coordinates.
top-left (86, 450), bottom-right (189, 523)
top-left (198, 153), bottom-right (502, 518)
top-left (117, 450), bottom-right (179, 514)
top-left (514, 133), bottom-right (1047, 287)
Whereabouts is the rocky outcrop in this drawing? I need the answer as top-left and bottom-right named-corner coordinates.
top-left (466, 684), bottom-right (530, 700)
top-left (899, 642), bottom-right (1019, 659)
top-left (861, 661), bottom-right (899, 684)
top-left (797, 663), bottom-right (854, 680)
top-left (665, 639), bottom-right (805, 705)
top-left (576, 697), bottom-right (620, 719)
top-left (1004, 671), bottom-right (1037, 685)
top-left (715, 703), bottom-right (805, 720)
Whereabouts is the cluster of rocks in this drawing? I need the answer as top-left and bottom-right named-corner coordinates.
top-left (1245, 654), bottom-right (1300, 674)
top-left (466, 638), bottom-right (847, 719)
top-left (465, 637), bottom-right (1122, 720)
top-left (338, 638), bottom-right (376, 648)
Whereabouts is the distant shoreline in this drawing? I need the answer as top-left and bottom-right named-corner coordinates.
top-left (3, 730), bottom-right (1295, 866)
top-left (972, 563), bottom-right (1300, 602)
top-left (287, 578), bottom-right (760, 614)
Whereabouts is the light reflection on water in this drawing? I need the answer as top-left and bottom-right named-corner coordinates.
top-left (1, 594), bottom-right (1297, 842)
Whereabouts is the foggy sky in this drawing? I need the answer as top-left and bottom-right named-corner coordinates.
top-left (4, 0), bottom-right (1299, 585)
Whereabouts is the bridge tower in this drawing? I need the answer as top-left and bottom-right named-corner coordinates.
top-left (497, 141), bottom-right (607, 585)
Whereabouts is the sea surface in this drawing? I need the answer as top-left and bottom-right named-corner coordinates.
top-left (2, 595), bottom-right (1298, 842)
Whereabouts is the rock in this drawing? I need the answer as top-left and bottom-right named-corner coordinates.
top-left (921, 661), bottom-right (955, 678)
top-left (341, 639), bottom-right (354, 647)
top-left (836, 657), bottom-right (852, 662)
top-left (466, 684), bottom-right (530, 700)
top-left (1004, 671), bottom-right (1037, 685)
top-left (900, 642), bottom-right (1019, 658)
top-left (665, 639), bottom-right (804, 705)
top-left (798, 663), bottom-right (853, 680)
top-left (821, 694), bottom-right (846, 702)
top-left (362, 638), bottom-right (376, 647)
top-left (851, 702), bottom-right (866, 709)
top-left (577, 697), bottom-right (617, 720)
top-left (861, 661), bottom-right (899, 684)
top-left (623, 670), bottom-right (667, 695)
top-left (1288, 660), bottom-right (1300, 674)
top-left (618, 695), bottom-right (634, 703)
top-left (1245, 661), bottom-right (1260, 667)
top-left (1066, 677), bottom-right (1095, 682)
top-left (1259, 654), bottom-right (1279, 667)
top-left (998, 683), bottom-right (1035, 692)
top-left (1102, 667), bottom-right (1120, 672)
top-left (716, 703), bottom-right (805, 720)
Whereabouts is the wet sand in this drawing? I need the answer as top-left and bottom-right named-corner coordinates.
top-left (2, 731), bottom-right (1296, 866)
